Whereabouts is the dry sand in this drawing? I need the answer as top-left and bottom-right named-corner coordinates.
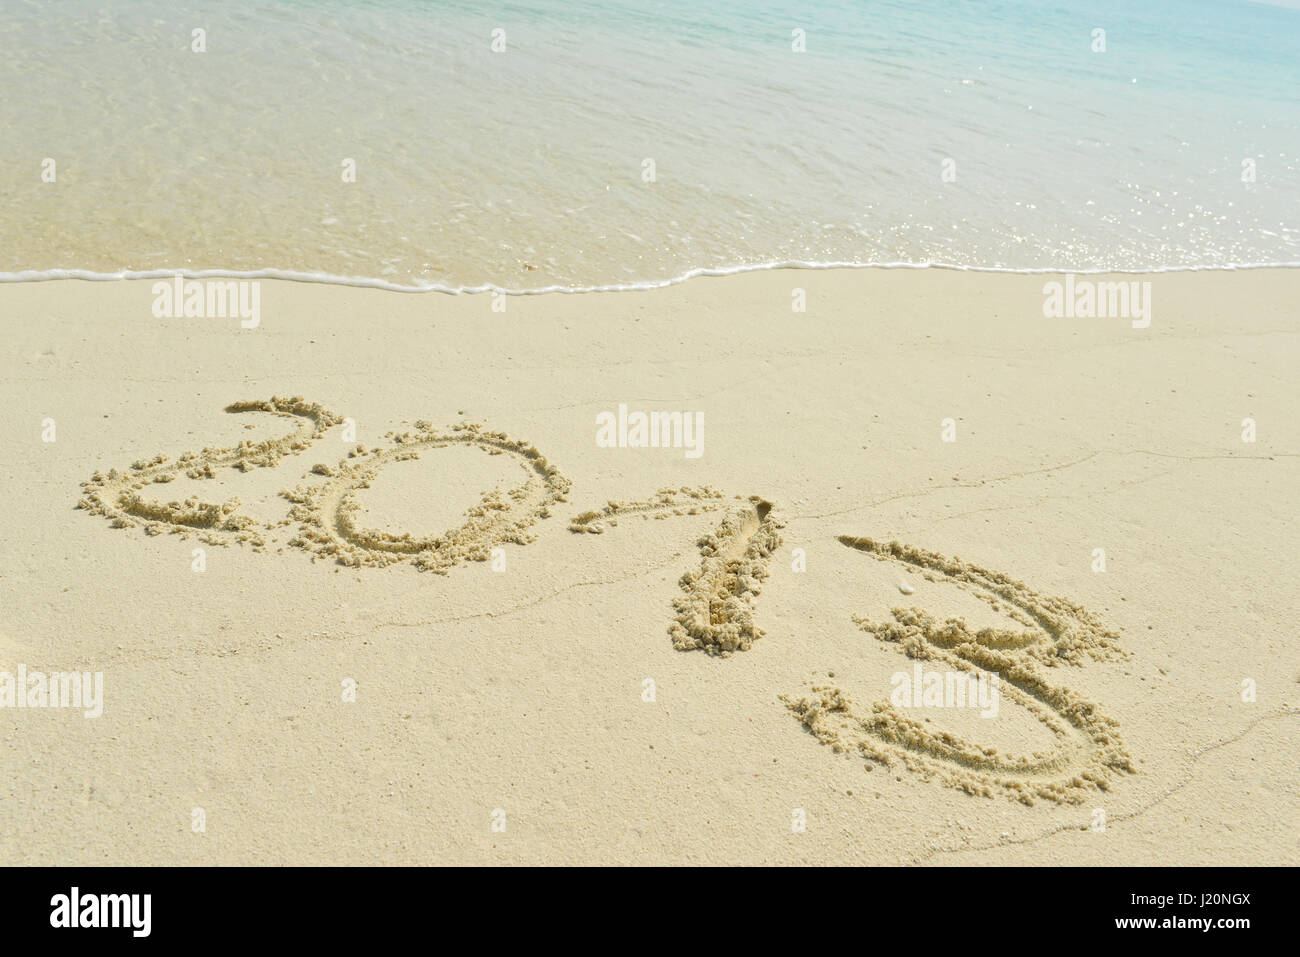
top-left (1, 267), bottom-right (1297, 865)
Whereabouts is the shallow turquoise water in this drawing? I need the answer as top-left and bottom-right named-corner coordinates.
top-left (2, 0), bottom-right (1298, 288)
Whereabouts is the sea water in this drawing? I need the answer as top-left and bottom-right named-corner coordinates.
top-left (2, 0), bottom-right (1297, 290)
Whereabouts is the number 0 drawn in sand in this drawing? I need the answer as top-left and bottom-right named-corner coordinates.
top-left (81, 397), bottom-right (1133, 803)
top-left (780, 537), bottom-right (1136, 805)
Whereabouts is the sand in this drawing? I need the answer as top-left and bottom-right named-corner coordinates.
top-left (1, 267), bottom-right (1297, 865)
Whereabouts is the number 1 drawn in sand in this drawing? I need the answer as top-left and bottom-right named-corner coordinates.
top-left (570, 489), bottom-right (784, 655)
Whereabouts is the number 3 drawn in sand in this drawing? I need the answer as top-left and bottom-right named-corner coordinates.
top-left (780, 537), bottom-right (1136, 804)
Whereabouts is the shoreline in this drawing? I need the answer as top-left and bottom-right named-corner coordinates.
top-left (3, 259), bottom-right (1300, 298)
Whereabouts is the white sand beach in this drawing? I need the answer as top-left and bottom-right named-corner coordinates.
top-left (1, 267), bottom-right (1296, 864)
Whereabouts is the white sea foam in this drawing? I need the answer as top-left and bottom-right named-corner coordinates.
top-left (3, 0), bottom-right (1298, 289)
top-left (2, 259), bottom-right (1297, 298)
